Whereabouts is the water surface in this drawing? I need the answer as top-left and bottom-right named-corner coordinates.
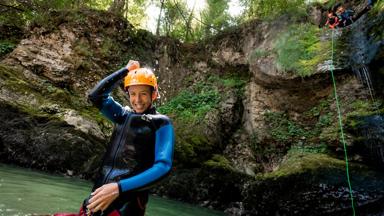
top-left (0, 164), bottom-right (224, 216)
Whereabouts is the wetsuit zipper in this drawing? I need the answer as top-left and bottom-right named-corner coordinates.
top-left (103, 112), bottom-right (132, 185)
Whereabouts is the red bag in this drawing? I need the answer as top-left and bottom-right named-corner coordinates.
top-left (54, 206), bottom-right (120, 216)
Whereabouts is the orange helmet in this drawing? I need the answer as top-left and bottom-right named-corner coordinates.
top-left (124, 67), bottom-right (158, 92)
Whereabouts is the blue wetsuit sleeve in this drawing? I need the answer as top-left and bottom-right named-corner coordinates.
top-left (88, 67), bottom-right (128, 124)
top-left (118, 123), bottom-right (175, 193)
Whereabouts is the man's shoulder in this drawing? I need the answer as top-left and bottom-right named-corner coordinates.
top-left (149, 113), bottom-right (173, 128)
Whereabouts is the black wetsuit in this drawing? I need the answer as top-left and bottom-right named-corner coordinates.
top-left (87, 67), bottom-right (175, 216)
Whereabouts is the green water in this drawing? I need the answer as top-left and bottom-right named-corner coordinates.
top-left (0, 164), bottom-right (225, 216)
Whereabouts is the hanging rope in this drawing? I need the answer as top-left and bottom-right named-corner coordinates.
top-left (330, 29), bottom-right (356, 216)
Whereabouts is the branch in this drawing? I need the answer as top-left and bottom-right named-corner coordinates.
top-left (0, 3), bottom-right (25, 12)
top-left (172, 0), bottom-right (221, 32)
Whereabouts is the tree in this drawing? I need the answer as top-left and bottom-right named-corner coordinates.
top-left (200, 0), bottom-right (230, 37)
top-left (238, 0), bottom-right (306, 20)
top-left (160, 0), bottom-right (187, 40)
top-left (156, 0), bottom-right (165, 36)
top-left (125, 0), bottom-right (147, 28)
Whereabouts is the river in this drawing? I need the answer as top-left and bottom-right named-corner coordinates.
top-left (0, 164), bottom-right (225, 216)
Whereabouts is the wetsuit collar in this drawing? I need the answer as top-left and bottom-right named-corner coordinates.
top-left (134, 106), bottom-right (157, 115)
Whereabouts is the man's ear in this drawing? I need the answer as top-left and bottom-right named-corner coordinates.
top-left (151, 91), bottom-right (157, 101)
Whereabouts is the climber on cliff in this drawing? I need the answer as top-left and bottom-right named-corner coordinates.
top-left (335, 4), bottom-right (355, 27)
top-left (325, 9), bottom-right (340, 29)
top-left (78, 60), bottom-right (174, 216)
top-left (333, 1), bottom-right (374, 28)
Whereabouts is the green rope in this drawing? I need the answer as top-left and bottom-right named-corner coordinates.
top-left (330, 29), bottom-right (356, 216)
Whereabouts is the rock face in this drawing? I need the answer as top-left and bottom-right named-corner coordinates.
top-left (0, 103), bottom-right (104, 177)
top-left (153, 4), bottom-right (384, 214)
top-left (0, 9), bottom-right (136, 176)
top-left (1, 4), bottom-right (384, 215)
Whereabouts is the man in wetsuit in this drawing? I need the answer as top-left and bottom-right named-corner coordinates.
top-left (85, 60), bottom-right (175, 216)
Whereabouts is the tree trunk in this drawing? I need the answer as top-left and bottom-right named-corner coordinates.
top-left (156, 0), bottom-right (165, 36)
top-left (124, 0), bottom-right (129, 19)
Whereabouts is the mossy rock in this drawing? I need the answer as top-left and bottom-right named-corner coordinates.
top-left (154, 165), bottom-right (251, 210)
top-left (0, 102), bottom-right (105, 178)
top-left (174, 122), bottom-right (215, 166)
top-left (243, 152), bottom-right (384, 215)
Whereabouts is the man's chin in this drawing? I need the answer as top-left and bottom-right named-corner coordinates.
top-left (133, 108), bottom-right (145, 113)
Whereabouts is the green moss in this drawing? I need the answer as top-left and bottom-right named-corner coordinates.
top-left (347, 99), bottom-right (383, 117)
top-left (74, 39), bottom-right (93, 57)
top-left (275, 23), bottom-right (331, 77)
top-left (207, 74), bottom-right (248, 89)
top-left (259, 152), bottom-right (346, 179)
top-left (344, 99), bottom-right (384, 130)
top-left (346, 118), bottom-right (362, 129)
top-left (0, 63), bottom-right (111, 135)
top-left (174, 122), bottom-right (213, 166)
top-left (100, 38), bottom-right (114, 56)
top-left (0, 64), bottom-right (23, 80)
top-left (288, 142), bottom-right (328, 154)
top-left (204, 154), bottom-right (234, 171)
top-left (319, 122), bottom-right (339, 142)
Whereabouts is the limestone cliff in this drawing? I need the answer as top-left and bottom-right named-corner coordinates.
top-left (1, 3), bottom-right (384, 215)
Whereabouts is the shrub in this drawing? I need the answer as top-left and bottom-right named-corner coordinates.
top-left (0, 41), bottom-right (16, 56)
top-left (275, 23), bottom-right (331, 76)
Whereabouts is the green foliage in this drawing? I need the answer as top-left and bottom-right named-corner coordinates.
top-left (159, 0), bottom-right (189, 41)
top-left (160, 73), bottom-right (247, 167)
top-left (275, 23), bottom-right (331, 77)
top-left (288, 142), bottom-right (328, 154)
top-left (158, 86), bottom-right (220, 122)
top-left (85, 0), bottom-right (113, 10)
top-left (158, 74), bottom-right (246, 123)
top-left (264, 111), bottom-right (305, 142)
top-left (125, 0), bottom-right (147, 28)
top-left (305, 100), bottom-right (329, 117)
top-left (0, 41), bottom-right (16, 56)
top-left (239, 0), bottom-right (307, 21)
top-left (370, 0), bottom-right (384, 15)
top-left (206, 74), bottom-right (247, 89)
top-left (346, 99), bottom-right (383, 118)
top-left (344, 99), bottom-right (384, 130)
top-left (263, 101), bottom-right (336, 151)
top-left (200, 0), bottom-right (231, 38)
